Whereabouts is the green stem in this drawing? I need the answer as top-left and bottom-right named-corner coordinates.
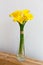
top-left (19, 24), bottom-right (24, 55)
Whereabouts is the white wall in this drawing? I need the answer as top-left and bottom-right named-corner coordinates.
top-left (0, 0), bottom-right (43, 61)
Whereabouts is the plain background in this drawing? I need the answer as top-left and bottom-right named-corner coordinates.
top-left (0, 0), bottom-right (43, 61)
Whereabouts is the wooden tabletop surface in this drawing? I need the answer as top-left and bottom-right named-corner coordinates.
top-left (0, 52), bottom-right (43, 65)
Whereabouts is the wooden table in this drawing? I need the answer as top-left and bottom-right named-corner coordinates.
top-left (0, 52), bottom-right (43, 65)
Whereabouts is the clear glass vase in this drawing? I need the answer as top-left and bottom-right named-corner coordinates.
top-left (17, 23), bottom-right (25, 61)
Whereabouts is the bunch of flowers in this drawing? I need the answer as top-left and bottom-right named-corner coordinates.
top-left (9, 9), bottom-right (33, 24)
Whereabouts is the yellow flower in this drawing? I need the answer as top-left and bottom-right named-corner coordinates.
top-left (10, 10), bottom-right (22, 18)
top-left (13, 16), bottom-right (23, 24)
top-left (22, 9), bottom-right (30, 14)
top-left (24, 13), bottom-right (33, 20)
top-left (9, 9), bottom-right (33, 24)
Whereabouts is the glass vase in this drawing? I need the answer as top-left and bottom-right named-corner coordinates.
top-left (17, 23), bottom-right (25, 61)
